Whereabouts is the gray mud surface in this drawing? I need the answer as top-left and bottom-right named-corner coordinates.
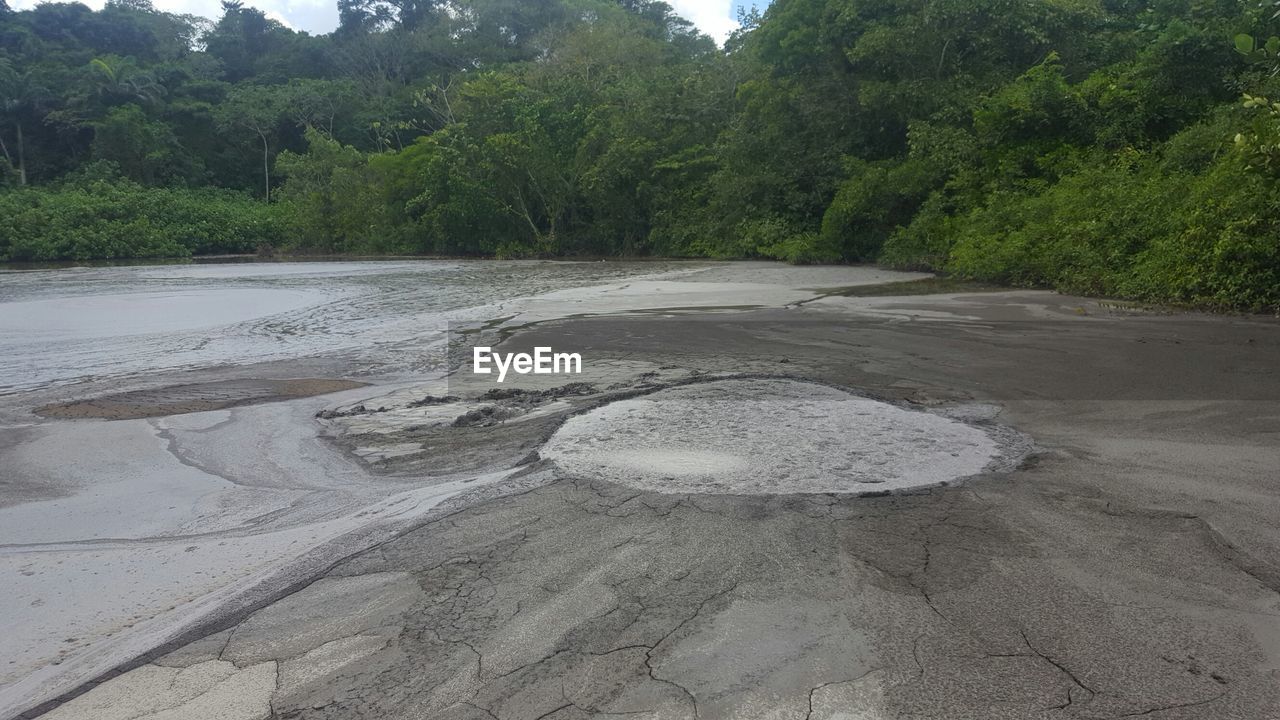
top-left (21, 289), bottom-right (1280, 720)
top-left (36, 379), bottom-right (368, 420)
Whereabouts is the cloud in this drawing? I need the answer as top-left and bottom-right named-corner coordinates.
top-left (263, 8), bottom-right (295, 28)
top-left (668, 0), bottom-right (739, 45)
top-left (152, 0), bottom-right (219, 17)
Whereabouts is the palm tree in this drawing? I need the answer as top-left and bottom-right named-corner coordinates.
top-left (89, 56), bottom-right (165, 106)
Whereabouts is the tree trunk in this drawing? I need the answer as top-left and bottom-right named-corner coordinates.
top-left (16, 120), bottom-right (27, 186)
top-left (259, 130), bottom-right (270, 202)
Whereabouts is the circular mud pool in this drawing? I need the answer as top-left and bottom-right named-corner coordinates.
top-left (541, 378), bottom-right (1018, 494)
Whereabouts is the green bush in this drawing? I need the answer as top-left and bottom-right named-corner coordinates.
top-left (943, 155), bottom-right (1189, 295)
top-left (820, 158), bottom-right (941, 261)
top-left (1131, 161), bottom-right (1280, 310)
top-left (275, 130), bottom-right (401, 255)
top-left (0, 172), bottom-right (286, 262)
top-left (880, 194), bottom-right (961, 271)
top-left (736, 217), bottom-right (840, 264)
top-left (884, 144), bottom-right (1280, 311)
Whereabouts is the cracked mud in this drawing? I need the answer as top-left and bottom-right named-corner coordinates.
top-left (10, 275), bottom-right (1280, 720)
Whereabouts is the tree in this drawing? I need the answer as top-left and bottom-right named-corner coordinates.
top-left (275, 128), bottom-right (384, 251)
top-left (216, 85), bottom-right (285, 200)
top-left (0, 59), bottom-right (47, 186)
top-left (457, 72), bottom-right (582, 252)
top-left (203, 1), bottom-right (285, 82)
top-left (97, 0), bottom-right (200, 61)
top-left (275, 79), bottom-right (355, 137)
top-left (338, 0), bottom-right (441, 34)
top-left (91, 104), bottom-right (188, 183)
top-left (88, 56), bottom-right (165, 107)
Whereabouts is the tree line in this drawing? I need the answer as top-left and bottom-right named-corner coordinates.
top-left (1, 0), bottom-right (1278, 309)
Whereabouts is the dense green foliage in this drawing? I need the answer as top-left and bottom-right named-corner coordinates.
top-left (2, 0), bottom-right (1278, 308)
top-left (0, 164), bottom-right (284, 260)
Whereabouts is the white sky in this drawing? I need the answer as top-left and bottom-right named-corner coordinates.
top-left (670, 0), bottom-right (740, 44)
top-left (13, 0), bottom-right (744, 44)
